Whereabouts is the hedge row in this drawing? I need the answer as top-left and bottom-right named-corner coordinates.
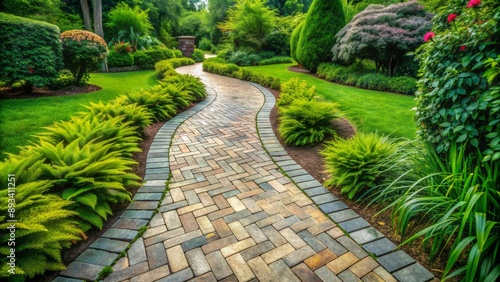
top-left (0, 59), bottom-right (205, 280)
top-left (202, 58), bottom-right (281, 90)
top-left (108, 48), bottom-right (204, 69)
top-left (317, 63), bottom-right (417, 95)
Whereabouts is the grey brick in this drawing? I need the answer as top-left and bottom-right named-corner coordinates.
top-left (76, 248), bottom-right (118, 266)
top-left (319, 201), bottom-right (348, 214)
top-left (59, 261), bottom-right (104, 281)
top-left (392, 263), bottom-right (434, 282)
top-left (315, 266), bottom-right (342, 282)
top-left (311, 193), bottom-right (338, 205)
top-left (146, 243), bottom-right (168, 270)
top-left (240, 241), bottom-right (275, 261)
top-left (269, 260), bottom-right (301, 282)
top-left (102, 228), bottom-right (138, 241)
top-left (90, 238), bottom-right (129, 254)
top-left (186, 248), bottom-right (211, 276)
top-left (328, 209), bottom-right (359, 223)
top-left (128, 238), bottom-right (147, 265)
top-left (338, 217), bottom-right (371, 233)
top-left (283, 245), bottom-right (316, 267)
top-left (362, 238), bottom-right (397, 257)
top-left (316, 233), bottom-right (348, 256)
top-left (156, 268), bottom-right (194, 282)
top-left (297, 230), bottom-right (326, 252)
top-left (377, 250), bottom-right (416, 272)
top-left (206, 251), bottom-right (233, 280)
top-left (120, 210), bottom-right (155, 219)
top-left (350, 227), bottom-right (384, 245)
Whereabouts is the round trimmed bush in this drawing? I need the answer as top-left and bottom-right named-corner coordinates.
top-left (60, 30), bottom-right (108, 85)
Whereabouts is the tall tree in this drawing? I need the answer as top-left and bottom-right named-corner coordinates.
top-left (208, 0), bottom-right (235, 44)
top-left (80, 0), bottom-right (92, 30)
top-left (267, 0), bottom-right (312, 16)
top-left (92, 0), bottom-right (103, 38)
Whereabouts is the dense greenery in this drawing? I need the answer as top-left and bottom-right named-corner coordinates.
top-left (416, 0), bottom-right (500, 161)
top-left (0, 58), bottom-right (205, 280)
top-left (0, 13), bottom-right (62, 93)
top-left (295, 0), bottom-right (345, 72)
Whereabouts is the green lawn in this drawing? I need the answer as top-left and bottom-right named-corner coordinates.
top-left (244, 63), bottom-right (417, 140)
top-left (0, 70), bottom-right (157, 159)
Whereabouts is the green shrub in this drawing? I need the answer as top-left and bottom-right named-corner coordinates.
top-left (133, 48), bottom-right (175, 68)
top-left (0, 13), bottom-right (62, 93)
top-left (191, 48), bottom-right (205, 62)
top-left (37, 116), bottom-right (141, 159)
top-left (202, 58), bottom-right (240, 76)
top-left (107, 51), bottom-right (135, 68)
top-left (228, 51), bottom-right (261, 66)
top-left (154, 58), bottom-right (195, 79)
top-left (277, 78), bottom-right (318, 110)
top-left (321, 132), bottom-right (400, 199)
top-left (388, 76), bottom-right (417, 95)
top-left (259, 56), bottom-right (293, 65)
top-left (83, 101), bottom-right (153, 132)
top-left (150, 83), bottom-right (193, 109)
top-left (114, 89), bottom-right (177, 122)
top-left (290, 22), bottom-right (303, 62)
top-left (48, 70), bottom-right (75, 90)
top-left (0, 158), bottom-right (82, 280)
top-left (416, 0), bottom-right (500, 161)
top-left (355, 73), bottom-right (391, 91)
top-left (198, 37), bottom-right (214, 51)
top-left (14, 140), bottom-right (140, 232)
top-left (371, 142), bottom-right (500, 281)
top-left (60, 30), bottom-right (108, 85)
top-left (279, 99), bottom-right (340, 146)
top-left (172, 49), bottom-right (183, 58)
top-left (161, 74), bottom-right (207, 102)
top-left (296, 0), bottom-right (345, 72)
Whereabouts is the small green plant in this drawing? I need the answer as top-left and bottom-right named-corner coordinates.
top-left (191, 48), bottom-right (205, 62)
top-left (114, 89), bottom-right (177, 122)
top-left (160, 74), bottom-right (207, 101)
top-left (150, 83), bottom-right (192, 109)
top-left (97, 266), bottom-right (114, 280)
top-left (83, 101), bottom-right (154, 133)
top-left (49, 70), bottom-right (75, 90)
top-left (277, 78), bottom-right (318, 110)
top-left (279, 99), bottom-right (340, 146)
top-left (321, 132), bottom-right (401, 199)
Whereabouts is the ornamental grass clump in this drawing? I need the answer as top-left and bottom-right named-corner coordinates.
top-left (321, 132), bottom-right (402, 199)
top-left (114, 89), bottom-right (177, 122)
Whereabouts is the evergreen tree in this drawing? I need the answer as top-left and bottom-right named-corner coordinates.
top-left (295, 0), bottom-right (345, 72)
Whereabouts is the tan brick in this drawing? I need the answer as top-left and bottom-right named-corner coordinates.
top-left (373, 266), bottom-right (397, 282)
top-left (261, 243), bottom-right (295, 264)
top-left (197, 215), bottom-right (215, 234)
top-left (193, 205), bottom-right (219, 218)
top-left (199, 192), bottom-right (215, 206)
top-left (143, 225), bottom-right (167, 238)
top-left (226, 254), bottom-right (255, 282)
top-left (213, 195), bottom-right (230, 209)
top-left (166, 245), bottom-right (189, 272)
top-left (303, 205), bottom-right (328, 222)
top-left (227, 197), bottom-right (246, 212)
top-left (304, 249), bottom-right (337, 270)
top-left (247, 256), bottom-right (279, 282)
top-left (257, 199), bottom-right (279, 215)
top-left (237, 188), bottom-right (264, 199)
top-left (228, 221), bottom-right (250, 240)
top-left (286, 203), bottom-right (311, 220)
top-left (307, 220), bottom-right (336, 236)
top-left (207, 207), bottom-right (235, 220)
top-left (178, 203), bottom-right (205, 215)
top-left (327, 227), bottom-right (345, 239)
top-left (170, 188), bottom-right (185, 202)
top-left (280, 228), bottom-right (307, 249)
top-left (240, 198), bottom-right (262, 213)
top-left (349, 256), bottom-right (379, 277)
top-left (269, 180), bottom-right (288, 193)
top-left (220, 238), bottom-right (256, 257)
top-left (129, 266), bottom-right (169, 282)
top-left (326, 252), bottom-right (359, 274)
top-left (212, 218), bottom-right (233, 237)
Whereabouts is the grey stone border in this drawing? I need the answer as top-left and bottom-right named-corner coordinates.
top-left (249, 82), bottom-right (434, 282)
top-left (55, 87), bottom-right (217, 281)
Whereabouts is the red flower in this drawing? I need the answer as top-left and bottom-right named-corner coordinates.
top-left (460, 45), bottom-right (466, 51)
top-left (447, 13), bottom-right (457, 23)
top-left (467, 0), bottom-right (480, 8)
top-left (424, 32), bottom-right (435, 42)
top-left (28, 68), bottom-right (34, 73)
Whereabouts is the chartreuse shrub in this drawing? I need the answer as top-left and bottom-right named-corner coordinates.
top-left (0, 159), bottom-right (82, 280)
top-left (370, 142), bottom-right (500, 281)
top-left (114, 89), bottom-right (177, 122)
top-left (60, 30), bottom-right (108, 85)
top-left (191, 48), bottom-right (205, 62)
top-left (258, 56), bottom-right (293, 65)
top-left (154, 58), bottom-right (196, 79)
top-left (82, 101), bottom-right (154, 132)
top-left (161, 74), bottom-right (207, 102)
top-left (36, 116), bottom-right (142, 159)
top-left (0, 13), bottom-right (62, 93)
top-left (13, 140), bottom-right (140, 232)
top-left (279, 99), bottom-right (340, 146)
top-left (296, 0), bottom-right (345, 72)
top-left (150, 83), bottom-right (193, 110)
top-left (416, 0), bottom-right (500, 161)
top-left (290, 22), bottom-right (303, 62)
top-left (321, 132), bottom-right (402, 199)
top-left (276, 78), bottom-right (318, 110)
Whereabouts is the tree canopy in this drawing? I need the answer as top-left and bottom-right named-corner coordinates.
top-left (332, 1), bottom-right (433, 76)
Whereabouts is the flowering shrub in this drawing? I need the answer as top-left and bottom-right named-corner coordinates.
top-left (61, 30), bottom-right (108, 85)
top-left (416, 0), bottom-right (500, 161)
top-left (113, 42), bottom-right (132, 54)
top-left (0, 13), bottom-right (62, 93)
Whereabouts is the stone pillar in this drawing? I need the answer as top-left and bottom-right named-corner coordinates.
top-left (177, 36), bottom-right (195, 57)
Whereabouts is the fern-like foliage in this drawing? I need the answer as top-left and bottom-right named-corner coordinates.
top-left (279, 99), bottom-right (340, 146)
top-left (82, 101), bottom-right (154, 133)
top-left (150, 82), bottom-right (193, 109)
top-left (0, 159), bottom-right (83, 280)
top-left (14, 139), bottom-right (140, 231)
top-left (36, 115), bottom-right (142, 159)
top-left (161, 74), bottom-right (207, 101)
top-left (114, 89), bottom-right (177, 122)
top-left (277, 78), bottom-right (319, 110)
top-left (321, 132), bottom-right (401, 199)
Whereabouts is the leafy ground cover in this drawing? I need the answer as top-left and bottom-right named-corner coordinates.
top-left (244, 63), bottom-right (417, 139)
top-left (0, 70), bottom-right (157, 159)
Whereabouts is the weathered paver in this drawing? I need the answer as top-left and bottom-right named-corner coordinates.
top-left (55, 63), bottom-right (434, 282)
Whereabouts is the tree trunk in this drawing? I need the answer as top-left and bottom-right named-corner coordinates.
top-left (92, 0), bottom-right (108, 72)
top-left (79, 0), bottom-right (92, 31)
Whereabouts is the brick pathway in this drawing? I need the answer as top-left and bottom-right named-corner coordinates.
top-left (54, 64), bottom-right (434, 282)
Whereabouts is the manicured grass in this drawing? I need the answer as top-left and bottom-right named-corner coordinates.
top-left (0, 70), bottom-right (157, 159)
top-left (244, 63), bottom-right (417, 139)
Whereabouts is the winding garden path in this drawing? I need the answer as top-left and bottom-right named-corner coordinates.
top-left (54, 63), bottom-right (434, 282)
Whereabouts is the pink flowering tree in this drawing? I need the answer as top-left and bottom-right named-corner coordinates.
top-left (331, 1), bottom-right (433, 76)
top-left (415, 0), bottom-right (500, 162)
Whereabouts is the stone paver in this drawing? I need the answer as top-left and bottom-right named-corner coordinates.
top-left (55, 63), bottom-right (434, 282)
